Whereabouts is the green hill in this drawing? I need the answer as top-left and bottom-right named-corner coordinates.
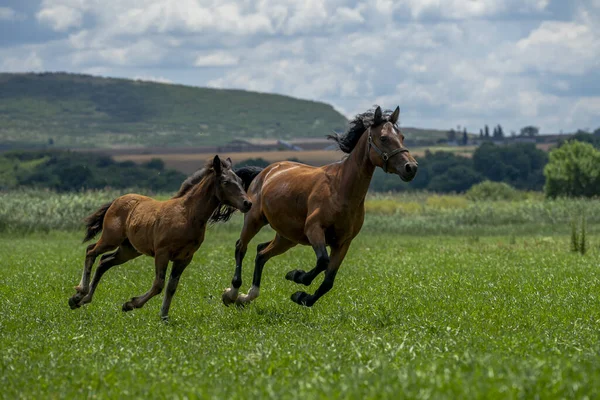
top-left (0, 72), bottom-right (349, 148)
top-left (0, 72), bottom-right (451, 149)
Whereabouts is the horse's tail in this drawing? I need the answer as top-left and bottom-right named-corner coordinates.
top-left (234, 166), bottom-right (264, 191)
top-left (82, 200), bottom-right (114, 243)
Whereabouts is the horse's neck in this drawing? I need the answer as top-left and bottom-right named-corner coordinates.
top-left (183, 177), bottom-right (220, 223)
top-left (334, 132), bottom-right (375, 208)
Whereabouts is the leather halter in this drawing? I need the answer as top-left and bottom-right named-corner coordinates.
top-left (367, 127), bottom-right (409, 173)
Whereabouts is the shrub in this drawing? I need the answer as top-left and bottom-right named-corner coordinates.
top-left (466, 181), bottom-right (525, 201)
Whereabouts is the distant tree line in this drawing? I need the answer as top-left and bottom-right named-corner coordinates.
top-left (0, 150), bottom-right (187, 192)
top-left (446, 124), bottom-right (542, 146)
top-left (370, 142), bottom-right (547, 193)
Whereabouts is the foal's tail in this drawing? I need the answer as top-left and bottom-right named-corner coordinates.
top-left (234, 166), bottom-right (264, 191)
top-left (82, 200), bottom-right (114, 243)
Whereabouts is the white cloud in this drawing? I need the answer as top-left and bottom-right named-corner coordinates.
top-left (1, 52), bottom-right (44, 72)
top-left (36, 4), bottom-right (83, 31)
top-left (514, 21), bottom-right (600, 75)
top-left (194, 52), bottom-right (240, 67)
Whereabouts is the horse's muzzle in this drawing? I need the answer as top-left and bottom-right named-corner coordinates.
top-left (399, 162), bottom-right (418, 182)
top-left (241, 200), bottom-right (253, 213)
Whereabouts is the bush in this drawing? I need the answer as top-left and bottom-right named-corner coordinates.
top-left (544, 141), bottom-right (600, 198)
top-left (466, 181), bottom-right (525, 201)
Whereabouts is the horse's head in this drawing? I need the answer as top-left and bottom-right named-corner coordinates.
top-left (212, 155), bottom-right (253, 213)
top-left (367, 106), bottom-right (418, 182)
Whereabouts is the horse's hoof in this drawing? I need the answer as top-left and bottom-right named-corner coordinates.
top-left (122, 301), bottom-right (135, 312)
top-left (221, 288), bottom-right (238, 307)
top-left (291, 291), bottom-right (311, 307)
top-left (285, 269), bottom-right (306, 283)
top-left (68, 296), bottom-right (81, 310)
top-left (161, 315), bottom-right (169, 323)
top-left (234, 300), bottom-right (248, 309)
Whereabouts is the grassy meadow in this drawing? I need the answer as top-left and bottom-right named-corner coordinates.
top-left (1, 190), bottom-right (600, 399)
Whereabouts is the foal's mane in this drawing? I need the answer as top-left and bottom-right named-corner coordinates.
top-left (327, 106), bottom-right (398, 154)
top-left (172, 159), bottom-right (236, 224)
top-left (173, 159), bottom-right (215, 199)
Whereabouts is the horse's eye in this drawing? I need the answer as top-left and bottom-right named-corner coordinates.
top-left (380, 136), bottom-right (389, 142)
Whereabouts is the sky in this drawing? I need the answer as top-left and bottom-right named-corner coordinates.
top-left (1, 0), bottom-right (599, 134)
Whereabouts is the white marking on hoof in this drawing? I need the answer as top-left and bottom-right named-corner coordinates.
top-left (235, 285), bottom-right (260, 305)
top-left (222, 287), bottom-right (239, 306)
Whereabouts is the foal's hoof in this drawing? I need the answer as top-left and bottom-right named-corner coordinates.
top-left (291, 291), bottom-right (312, 307)
top-left (221, 288), bottom-right (238, 307)
top-left (68, 296), bottom-right (81, 310)
top-left (122, 301), bottom-right (135, 312)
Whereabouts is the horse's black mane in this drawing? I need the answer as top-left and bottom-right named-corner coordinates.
top-left (327, 106), bottom-right (398, 154)
top-left (172, 159), bottom-right (237, 224)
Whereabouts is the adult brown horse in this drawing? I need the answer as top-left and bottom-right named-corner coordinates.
top-left (69, 155), bottom-right (252, 320)
top-left (222, 106), bottom-right (418, 307)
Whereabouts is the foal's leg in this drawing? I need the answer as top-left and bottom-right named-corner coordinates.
top-left (222, 214), bottom-right (267, 305)
top-left (160, 257), bottom-right (193, 321)
top-left (235, 234), bottom-right (296, 305)
top-left (79, 240), bottom-right (141, 306)
top-left (291, 241), bottom-right (351, 307)
top-left (122, 251), bottom-right (169, 312)
top-left (69, 239), bottom-right (119, 309)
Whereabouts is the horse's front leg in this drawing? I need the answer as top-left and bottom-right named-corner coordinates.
top-left (290, 241), bottom-right (351, 307)
top-left (235, 234), bottom-right (295, 306)
top-left (160, 256), bottom-right (193, 321)
top-left (222, 214), bottom-right (265, 306)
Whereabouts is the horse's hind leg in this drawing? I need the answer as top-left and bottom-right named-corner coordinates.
top-left (69, 239), bottom-right (119, 309)
top-left (286, 216), bottom-right (329, 286)
top-left (235, 234), bottom-right (296, 306)
top-left (291, 242), bottom-right (351, 307)
top-left (160, 257), bottom-right (193, 321)
top-left (122, 251), bottom-right (169, 312)
top-left (79, 240), bottom-right (141, 306)
top-left (222, 211), bottom-right (267, 306)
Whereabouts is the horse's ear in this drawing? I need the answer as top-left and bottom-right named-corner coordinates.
top-left (374, 106), bottom-right (383, 125)
top-left (212, 155), bottom-right (222, 176)
top-left (226, 157), bottom-right (233, 168)
top-left (390, 106), bottom-right (400, 124)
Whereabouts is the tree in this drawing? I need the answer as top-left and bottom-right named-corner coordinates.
top-left (594, 127), bottom-right (600, 136)
top-left (473, 142), bottom-right (548, 190)
top-left (544, 141), bottom-right (600, 198)
top-left (462, 128), bottom-right (468, 146)
top-left (497, 124), bottom-right (504, 138)
top-left (447, 129), bottom-right (457, 142)
top-left (479, 128), bottom-right (484, 139)
top-left (484, 125), bottom-right (490, 139)
top-left (520, 126), bottom-right (539, 137)
top-left (558, 130), bottom-right (600, 149)
top-left (428, 165), bottom-right (483, 193)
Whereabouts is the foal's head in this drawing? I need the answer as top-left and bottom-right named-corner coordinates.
top-left (211, 155), bottom-right (253, 213)
top-left (367, 106), bottom-right (418, 181)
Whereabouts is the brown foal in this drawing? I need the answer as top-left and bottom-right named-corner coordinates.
top-left (69, 155), bottom-right (252, 320)
top-left (222, 106), bottom-right (418, 307)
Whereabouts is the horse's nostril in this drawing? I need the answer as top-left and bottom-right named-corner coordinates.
top-left (405, 163), bottom-right (417, 175)
top-left (243, 200), bottom-right (252, 209)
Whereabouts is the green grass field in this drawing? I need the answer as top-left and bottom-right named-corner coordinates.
top-left (1, 192), bottom-right (600, 398)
